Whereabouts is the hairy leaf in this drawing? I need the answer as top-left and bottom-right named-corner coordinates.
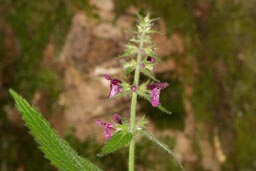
top-left (118, 50), bottom-right (135, 59)
top-left (140, 130), bottom-right (185, 171)
top-left (157, 104), bottom-right (172, 115)
top-left (147, 30), bottom-right (163, 34)
top-left (98, 131), bottom-right (133, 157)
top-left (130, 37), bottom-right (140, 43)
top-left (141, 68), bottom-right (159, 81)
top-left (149, 17), bottom-right (160, 23)
top-left (9, 89), bottom-right (102, 171)
top-left (135, 12), bottom-right (144, 23)
top-left (117, 44), bottom-right (138, 59)
top-left (125, 66), bottom-right (135, 77)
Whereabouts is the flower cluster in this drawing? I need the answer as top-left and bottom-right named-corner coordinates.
top-left (104, 73), bottom-right (168, 107)
top-left (96, 14), bottom-right (170, 141)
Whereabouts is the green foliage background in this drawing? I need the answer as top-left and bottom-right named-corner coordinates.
top-left (1, 0), bottom-right (256, 171)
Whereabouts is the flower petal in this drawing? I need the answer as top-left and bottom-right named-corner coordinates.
top-left (104, 122), bottom-right (114, 129)
top-left (111, 79), bottom-right (122, 85)
top-left (158, 82), bottom-right (169, 89)
top-left (95, 119), bottom-right (103, 125)
top-left (147, 56), bottom-right (155, 63)
top-left (112, 114), bottom-right (122, 124)
top-left (109, 84), bottom-right (122, 98)
top-left (96, 119), bottom-right (115, 140)
top-left (150, 87), bottom-right (160, 107)
top-left (104, 74), bottom-right (112, 80)
top-left (147, 82), bottom-right (169, 90)
top-left (104, 127), bottom-right (112, 140)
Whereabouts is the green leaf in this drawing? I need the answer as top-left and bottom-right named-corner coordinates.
top-left (147, 30), bottom-right (163, 34)
top-left (118, 44), bottom-right (138, 59)
top-left (97, 131), bottom-right (133, 157)
top-left (135, 12), bottom-right (144, 22)
top-left (141, 68), bottom-right (159, 81)
top-left (149, 17), bottom-right (160, 23)
top-left (142, 35), bottom-right (153, 44)
top-left (9, 89), bottom-right (102, 171)
top-left (117, 50), bottom-right (135, 59)
top-left (138, 92), bottom-right (172, 115)
top-left (125, 66), bottom-right (135, 77)
top-left (157, 104), bottom-right (172, 115)
top-left (130, 37), bottom-right (140, 43)
top-left (139, 79), bottom-right (151, 92)
top-left (140, 130), bottom-right (185, 171)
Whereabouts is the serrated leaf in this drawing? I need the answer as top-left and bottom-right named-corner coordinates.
top-left (98, 131), bottom-right (133, 157)
top-left (141, 68), bottom-right (159, 81)
top-left (125, 66), bottom-right (135, 77)
top-left (9, 89), bottom-right (102, 171)
top-left (138, 92), bottom-right (172, 115)
top-left (140, 130), bottom-right (185, 171)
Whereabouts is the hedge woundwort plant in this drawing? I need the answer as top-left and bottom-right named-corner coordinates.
top-left (9, 14), bottom-right (185, 171)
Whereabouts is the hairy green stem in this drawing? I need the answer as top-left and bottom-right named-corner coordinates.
top-left (129, 30), bottom-right (145, 171)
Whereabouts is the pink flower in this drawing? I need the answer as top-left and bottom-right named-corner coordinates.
top-left (104, 74), bottom-right (123, 98)
top-left (112, 114), bottom-right (122, 125)
top-left (131, 85), bottom-right (137, 92)
top-left (147, 56), bottom-right (155, 63)
top-left (96, 114), bottom-right (122, 140)
top-left (95, 120), bottom-right (114, 140)
top-left (147, 82), bottom-right (169, 107)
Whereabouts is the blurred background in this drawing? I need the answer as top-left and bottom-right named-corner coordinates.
top-left (1, 0), bottom-right (256, 171)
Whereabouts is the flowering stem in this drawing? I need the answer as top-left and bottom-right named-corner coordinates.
top-left (129, 30), bottom-right (145, 171)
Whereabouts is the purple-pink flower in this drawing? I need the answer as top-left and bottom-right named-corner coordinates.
top-left (96, 114), bottom-right (122, 140)
top-left (112, 114), bottom-right (122, 125)
top-left (131, 85), bottom-right (137, 92)
top-left (95, 120), bottom-right (114, 140)
top-left (104, 74), bottom-right (123, 98)
top-left (147, 56), bottom-right (155, 63)
top-left (147, 82), bottom-right (169, 107)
